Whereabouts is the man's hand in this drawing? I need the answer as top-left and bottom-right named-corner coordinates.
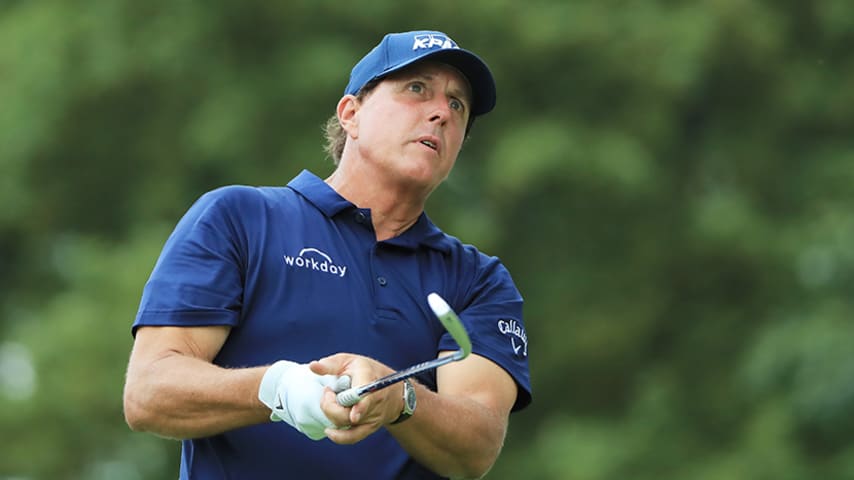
top-left (258, 361), bottom-right (351, 440)
top-left (313, 352), bottom-right (519, 478)
top-left (310, 354), bottom-right (405, 444)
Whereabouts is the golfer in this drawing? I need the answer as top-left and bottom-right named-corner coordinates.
top-left (123, 29), bottom-right (532, 479)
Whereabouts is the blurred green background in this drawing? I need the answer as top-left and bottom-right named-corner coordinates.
top-left (2, 0), bottom-right (853, 478)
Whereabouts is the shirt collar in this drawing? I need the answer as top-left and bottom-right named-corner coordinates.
top-left (287, 169), bottom-right (353, 217)
top-left (287, 170), bottom-right (452, 253)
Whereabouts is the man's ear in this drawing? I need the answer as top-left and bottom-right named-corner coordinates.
top-left (337, 95), bottom-right (360, 139)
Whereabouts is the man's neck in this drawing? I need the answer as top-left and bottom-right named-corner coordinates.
top-left (325, 166), bottom-right (428, 242)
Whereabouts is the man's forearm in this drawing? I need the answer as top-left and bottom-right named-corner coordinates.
top-left (123, 353), bottom-right (270, 439)
top-left (388, 383), bottom-right (508, 479)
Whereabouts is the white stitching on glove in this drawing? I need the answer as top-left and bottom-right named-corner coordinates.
top-left (258, 361), bottom-right (350, 441)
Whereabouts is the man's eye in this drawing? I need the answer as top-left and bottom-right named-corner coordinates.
top-left (450, 99), bottom-right (464, 111)
top-left (408, 82), bottom-right (424, 93)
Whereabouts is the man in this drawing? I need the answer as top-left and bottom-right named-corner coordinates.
top-left (123, 30), bottom-right (531, 479)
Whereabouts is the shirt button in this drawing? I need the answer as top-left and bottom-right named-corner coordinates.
top-left (355, 212), bottom-right (367, 224)
top-left (377, 276), bottom-right (388, 286)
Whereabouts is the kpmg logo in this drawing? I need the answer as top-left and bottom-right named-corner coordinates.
top-left (498, 319), bottom-right (528, 357)
top-left (283, 247), bottom-right (347, 278)
top-left (412, 34), bottom-right (458, 51)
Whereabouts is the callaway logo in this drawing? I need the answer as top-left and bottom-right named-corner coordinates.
top-left (498, 319), bottom-right (528, 357)
top-left (412, 33), bottom-right (458, 51)
top-left (283, 247), bottom-right (348, 278)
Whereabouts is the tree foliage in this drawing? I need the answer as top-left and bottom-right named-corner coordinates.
top-left (1, 1), bottom-right (853, 478)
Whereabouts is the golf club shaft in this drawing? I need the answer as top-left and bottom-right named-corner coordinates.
top-left (336, 351), bottom-right (462, 407)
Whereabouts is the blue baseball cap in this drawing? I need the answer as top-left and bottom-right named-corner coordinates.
top-left (344, 30), bottom-right (497, 116)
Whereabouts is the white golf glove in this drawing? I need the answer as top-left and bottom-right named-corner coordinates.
top-left (258, 360), bottom-right (351, 441)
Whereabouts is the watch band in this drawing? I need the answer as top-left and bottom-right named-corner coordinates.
top-left (390, 379), bottom-right (416, 425)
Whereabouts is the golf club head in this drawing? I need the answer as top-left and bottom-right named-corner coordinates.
top-left (427, 293), bottom-right (472, 359)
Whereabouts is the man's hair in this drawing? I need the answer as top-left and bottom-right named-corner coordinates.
top-left (323, 77), bottom-right (476, 166)
top-left (323, 80), bottom-right (378, 166)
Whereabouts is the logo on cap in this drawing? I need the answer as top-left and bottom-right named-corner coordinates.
top-left (412, 34), bottom-right (458, 51)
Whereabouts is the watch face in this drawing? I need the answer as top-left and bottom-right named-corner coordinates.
top-left (391, 380), bottom-right (416, 424)
top-left (404, 380), bottom-right (416, 412)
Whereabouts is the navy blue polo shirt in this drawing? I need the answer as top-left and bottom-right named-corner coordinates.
top-left (134, 170), bottom-right (531, 479)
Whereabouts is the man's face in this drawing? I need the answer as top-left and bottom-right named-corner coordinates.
top-left (349, 61), bottom-right (473, 191)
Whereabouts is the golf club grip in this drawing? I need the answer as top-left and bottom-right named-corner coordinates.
top-left (336, 387), bottom-right (362, 407)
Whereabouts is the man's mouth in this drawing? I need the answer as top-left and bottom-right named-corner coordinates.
top-left (420, 139), bottom-right (438, 151)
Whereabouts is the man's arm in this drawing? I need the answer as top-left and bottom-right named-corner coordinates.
top-left (123, 325), bottom-right (270, 439)
top-left (315, 353), bottom-right (517, 479)
top-left (391, 354), bottom-right (517, 479)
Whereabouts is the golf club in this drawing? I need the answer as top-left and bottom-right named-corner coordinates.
top-left (336, 292), bottom-right (472, 407)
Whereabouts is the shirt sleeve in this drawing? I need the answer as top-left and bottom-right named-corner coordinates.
top-left (437, 247), bottom-right (532, 412)
top-left (132, 187), bottom-right (248, 336)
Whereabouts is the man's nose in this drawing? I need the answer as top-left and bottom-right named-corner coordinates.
top-left (427, 97), bottom-right (451, 124)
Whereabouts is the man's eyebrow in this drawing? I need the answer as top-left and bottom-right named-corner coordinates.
top-left (405, 72), bottom-right (434, 82)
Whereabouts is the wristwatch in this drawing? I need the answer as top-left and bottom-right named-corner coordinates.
top-left (390, 379), bottom-right (416, 424)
